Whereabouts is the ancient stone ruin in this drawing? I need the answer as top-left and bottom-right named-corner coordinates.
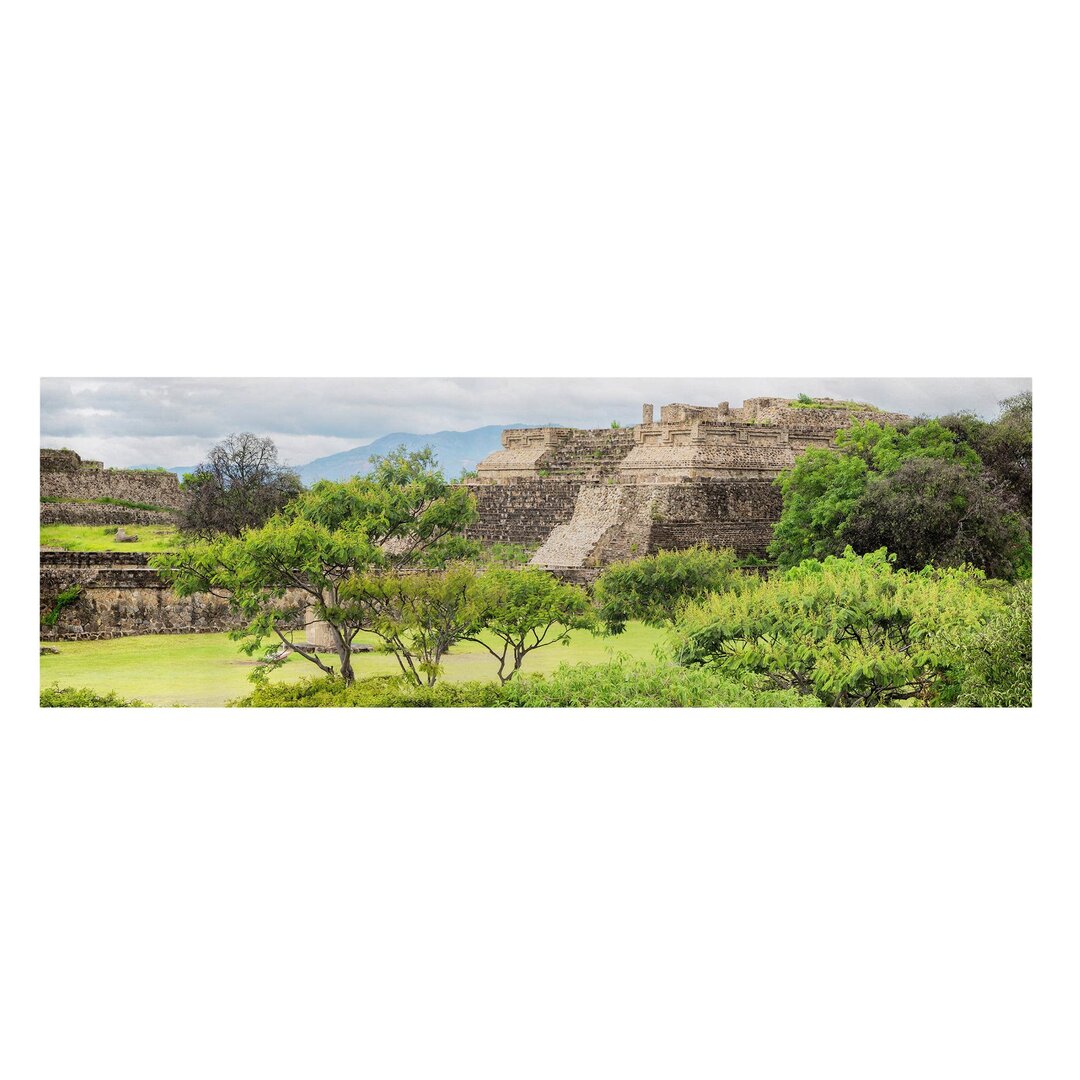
top-left (466, 397), bottom-right (908, 579)
top-left (40, 448), bottom-right (183, 526)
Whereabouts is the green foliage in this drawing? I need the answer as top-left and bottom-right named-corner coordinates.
top-left (465, 566), bottom-right (594, 682)
top-left (42, 585), bottom-right (82, 627)
top-left (40, 684), bottom-right (146, 707)
top-left (153, 446), bottom-right (477, 686)
top-left (934, 580), bottom-right (1032, 706)
top-left (594, 546), bottom-right (742, 634)
top-left (230, 674), bottom-right (503, 708)
top-left (610, 420), bottom-right (622, 428)
top-left (671, 548), bottom-right (1004, 706)
top-left (789, 398), bottom-right (878, 411)
top-left (228, 660), bottom-right (818, 708)
top-left (768, 416), bottom-right (1022, 575)
top-left (495, 658), bottom-right (820, 707)
top-left (843, 457), bottom-right (1029, 580)
top-left (342, 564), bottom-right (484, 686)
top-left (938, 392), bottom-right (1031, 521)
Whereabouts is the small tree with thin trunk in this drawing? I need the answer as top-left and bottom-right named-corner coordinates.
top-left (464, 566), bottom-right (594, 683)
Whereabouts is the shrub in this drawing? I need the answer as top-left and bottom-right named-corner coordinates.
top-left (495, 659), bottom-right (819, 708)
top-left (594, 546), bottom-right (742, 633)
top-left (671, 548), bottom-right (1005, 706)
top-left (933, 580), bottom-right (1032, 706)
top-left (229, 675), bottom-right (503, 708)
top-left (228, 661), bottom-right (818, 708)
top-left (41, 684), bottom-right (146, 707)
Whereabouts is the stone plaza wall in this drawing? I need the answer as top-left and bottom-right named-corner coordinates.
top-left (40, 502), bottom-right (177, 526)
top-left (40, 449), bottom-right (183, 510)
top-left (39, 551), bottom-right (304, 641)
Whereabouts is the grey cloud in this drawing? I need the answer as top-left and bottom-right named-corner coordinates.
top-left (40, 377), bottom-right (1031, 468)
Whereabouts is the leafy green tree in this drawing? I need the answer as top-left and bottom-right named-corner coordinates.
top-left (154, 447), bottom-right (476, 686)
top-left (594, 546), bottom-right (742, 634)
top-left (464, 566), bottom-right (594, 683)
top-left (341, 564), bottom-right (483, 686)
top-left (938, 392), bottom-right (1032, 521)
top-left (768, 417), bottom-right (1023, 574)
top-left (671, 548), bottom-right (1004, 706)
top-left (843, 457), bottom-right (1029, 580)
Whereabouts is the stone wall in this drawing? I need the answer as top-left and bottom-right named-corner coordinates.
top-left (40, 448), bottom-right (183, 509)
top-left (40, 502), bottom-right (177, 526)
top-left (40, 551), bottom-right (304, 641)
top-left (464, 478), bottom-right (585, 545)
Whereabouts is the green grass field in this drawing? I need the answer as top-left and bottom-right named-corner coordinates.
top-left (40, 524), bottom-right (181, 552)
top-left (39, 623), bottom-right (668, 707)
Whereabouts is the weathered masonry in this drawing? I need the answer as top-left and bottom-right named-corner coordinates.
top-left (466, 397), bottom-right (908, 579)
top-left (40, 551), bottom-right (305, 641)
top-left (40, 448), bottom-right (182, 525)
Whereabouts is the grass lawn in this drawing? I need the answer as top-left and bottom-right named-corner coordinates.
top-left (40, 524), bottom-right (181, 552)
top-left (39, 622), bottom-right (668, 707)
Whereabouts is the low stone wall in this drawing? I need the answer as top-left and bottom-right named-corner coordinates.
top-left (40, 502), bottom-right (177, 526)
top-left (40, 449), bottom-right (184, 509)
top-left (39, 551), bottom-right (303, 641)
top-left (41, 470), bottom-right (183, 509)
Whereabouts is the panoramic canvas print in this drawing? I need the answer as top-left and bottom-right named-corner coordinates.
top-left (39, 377), bottom-right (1032, 708)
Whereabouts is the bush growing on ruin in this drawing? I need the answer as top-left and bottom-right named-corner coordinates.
top-left (155, 447), bottom-right (477, 687)
top-left (179, 432), bottom-right (303, 538)
top-left (670, 548), bottom-right (1005, 707)
top-left (594, 546), bottom-right (743, 634)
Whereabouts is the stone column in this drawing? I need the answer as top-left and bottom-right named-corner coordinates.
top-left (642, 404), bottom-right (654, 424)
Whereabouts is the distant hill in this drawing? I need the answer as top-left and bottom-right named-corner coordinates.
top-left (293, 425), bottom-right (530, 485)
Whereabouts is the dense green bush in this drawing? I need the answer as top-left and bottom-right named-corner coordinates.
top-left (40, 684), bottom-right (146, 707)
top-left (933, 580), bottom-right (1032, 706)
top-left (228, 660), bottom-right (817, 708)
top-left (495, 659), bottom-right (819, 708)
top-left (671, 548), bottom-right (1005, 706)
top-left (594, 546), bottom-right (743, 634)
top-left (230, 675), bottom-right (504, 708)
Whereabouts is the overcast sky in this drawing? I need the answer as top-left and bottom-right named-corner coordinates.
top-left (40, 377), bottom-right (1031, 468)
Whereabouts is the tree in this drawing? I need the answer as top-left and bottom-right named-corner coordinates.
top-left (767, 417), bottom-right (1026, 575)
top-left (842, 457), bottom-right (1028, 579)
top-left (938, 392), bottom-right (1032, 522)
top-left (464, 566), bottom-right (594, 683)
top-left (179, 432), bottom-right (302, 538)
top-left (593, 546), bottom-right (742, 634)
top-left (341, 564), bottom-right (483, 687)
top-left (154, 446), bottom-right (476, 686)
top-left (670, 548), bottom-right (1004, 706)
